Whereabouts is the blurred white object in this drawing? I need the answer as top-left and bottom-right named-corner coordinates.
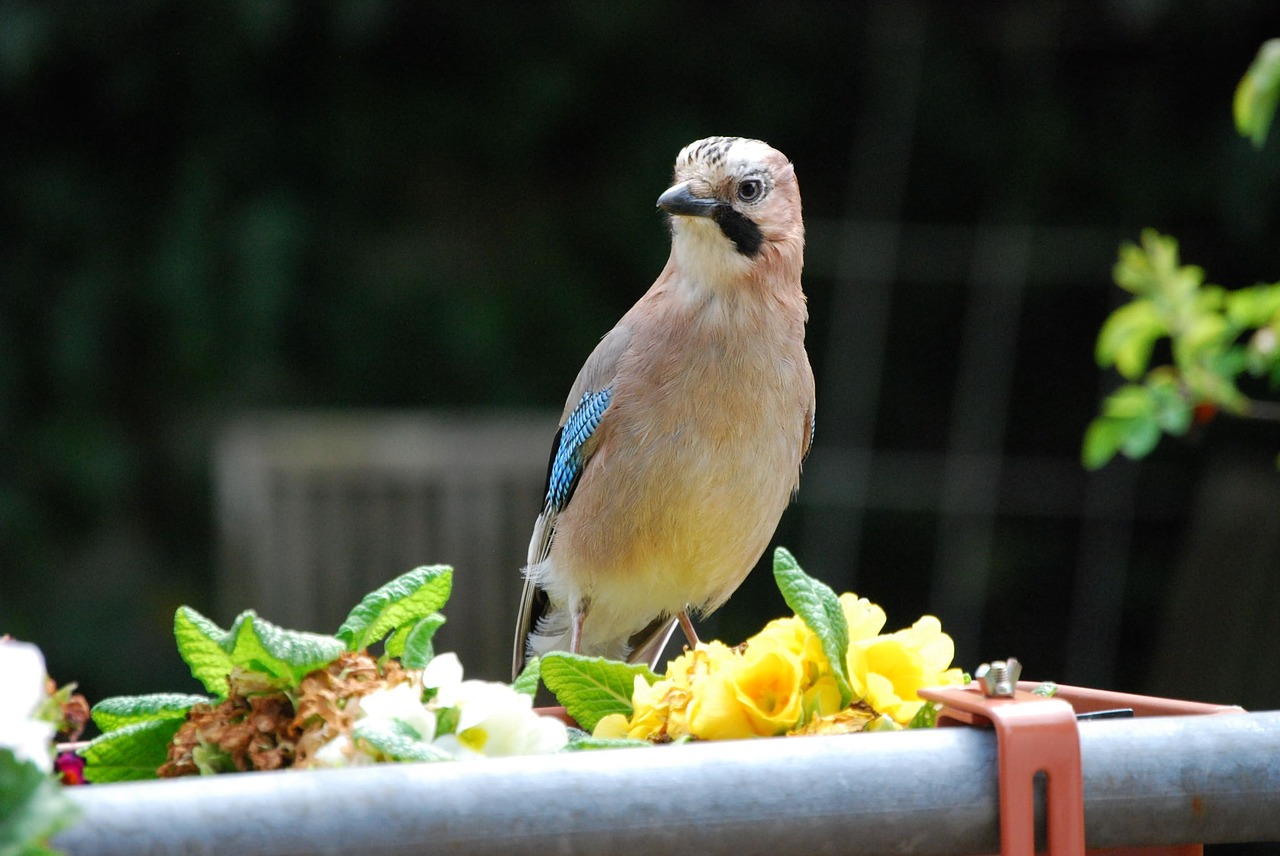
top-left (0, 639), bottom-right (56, 772)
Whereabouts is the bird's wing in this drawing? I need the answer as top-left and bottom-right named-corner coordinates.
top-left (531, 323), bottom-right (634, 563)
top-left (513, 325), bottom-right (633, 677)
top-left (528, 385), bottom-right (615, 564)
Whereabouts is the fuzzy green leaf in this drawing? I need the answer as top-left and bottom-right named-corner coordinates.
top-left (1149, 378), bottom-right (1194, 436)
top-left (174, 606), bottom-right (234, 697)
top-left (1082, 416), bottom-right (1126, 470)
top-left (352, 718), bottom-right (452, 763)
top-left (1114, 230), bottom-right (1204, 304)
top-left (540, 653), bottom-right (656, 733)
top-left (1179, 312), bottom-right (1231, 360)
top-left (1101, 384), bottom-right (1154, 420)
top-left (385, 612), bottom-right (442, 659)
top-left (1235, 39), bottom-right (1280, 149)
top-left (1095, 300), bottom-right (1165, 378)
top-left (337, 565), bottom-right (453, 652)
top-left (1226, 283), bottom-right (1280, 328)
top-left (80, 719), bottom-right (184, 783)
top-left (394, 614), bottom-right (446, 671)
top-left (0, 748), bottom-right (81, 856)
top-left (1119, 416), bottom-right (1162, 460)
top-left (225, 611), bottom-right (345, 689)
top-left (512, 655), bottom-right (541, 699)
top-left (773, 546), bottom-right (854, 707)
top-left (90, 693), bottom-right (208, 733)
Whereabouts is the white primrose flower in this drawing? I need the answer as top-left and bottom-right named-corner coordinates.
top-left (0, 640), bottom-right (56, 772)
top-left (421, 651), bottom-right (464, 693)
top-left (432, 679), bottom-right (568, 760)
top-left (315, 683), bottom-right (438, 768)
top-left (358, 682), bottom-right (436, 741)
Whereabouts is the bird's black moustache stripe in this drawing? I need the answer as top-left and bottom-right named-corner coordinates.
top-left (711, 206), bottom-right (764, 257)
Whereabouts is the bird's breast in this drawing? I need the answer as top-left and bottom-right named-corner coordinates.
top-left (552, 302), bottom-right (809, 618)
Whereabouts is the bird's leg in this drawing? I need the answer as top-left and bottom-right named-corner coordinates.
top-left (569, 610), bottom-right (586, 653)
top-left (677, 609), bottom-right (699, 648)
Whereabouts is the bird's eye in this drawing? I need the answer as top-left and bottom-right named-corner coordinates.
top-left (736, 178), bottom-right (765, 203)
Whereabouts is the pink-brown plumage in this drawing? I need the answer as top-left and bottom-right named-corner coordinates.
top-left (513, 136), bottom-right (814, 675)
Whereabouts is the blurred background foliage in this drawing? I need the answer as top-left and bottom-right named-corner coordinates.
top-left (2, 1), bottom-right (1280, 710)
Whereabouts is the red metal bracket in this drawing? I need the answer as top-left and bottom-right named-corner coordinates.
top-left (919, 680), bottom-right (1242, 856)
top-left (920, 684), bottom-right (1084, 856)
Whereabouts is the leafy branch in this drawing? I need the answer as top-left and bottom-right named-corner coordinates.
top-left (1084, 41), bottom-right (1280, 469)
top-left (1083, 230), bottom-right (1280, 469)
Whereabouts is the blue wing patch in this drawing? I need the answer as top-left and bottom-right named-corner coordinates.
top-left (546, 387), bottom-right (614, 511)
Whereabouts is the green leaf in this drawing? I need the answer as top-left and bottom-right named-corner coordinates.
top-left (1101, 383), bottom-right (1156, 420)
top-left (352, 718), bottom-right (452, 763)
top-left (434, 706), bottom-right (460, 739)
top-left (1226, 283), bottom-right (1280, 328)
top-left (395, 614), bottom-right (446, 671)
top-left (174, 606), bottom-right (234, 697)
top-left (90, 693), bottom-right (208, 733)
top-left (772, 547), bottom-right (854, 707)
top-left (512, 655), bottom-right (541, 699)
top-left (1119, 416), bottom-right (1162, 460)
top-left (385, 612), bottom-right (439, 658)
top-left (1179, 312), bottom-right (1230, 359)
top-left (1235, 39), bottom-right (1280, 149)
top-left (540, 652), bottom-right (656, 733)
top-left (1149, 378), bottom-right (1194, 436)
top-left (80, 719), bottom-right (184, 783)
top-left (1113, 230), bottom-right (1204, 308)
top-left (1081, 416), bottom-right (1126, 470)
top-left (908, 702), bottom-right (942, 729)
top-left (1095, 300), bottom-right (1164, 378)
top-left (0, 748), bottom-right (81, 856)
top-left (225, 612), bottom-right (345, 689)
top-left (337, 565), bottom-right (453, 652)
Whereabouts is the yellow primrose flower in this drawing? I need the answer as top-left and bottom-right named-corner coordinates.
top-left (592, 712), bottom-right (631, 740)
top-left (593, 598), bottom-right (960, 742)
top-left (847, 615), bottom-right (965, 725)
top-left (750, 616), bottom-right (811, 655)
top-left (664, 642), bottom-right (739, 739)
top-left (733, 634), bottom-right (808, 735)
top-left (840, 593), bottom-right (888, 642)
top-left (621, 673), bottom-right (673, 741)
top-left (684, 664), bottom-right (756, 739)
top-left (597, 642), bottom-right (741, 741)
top-left (801, 675), bottom-right (844, 722)
top-left (687, 631), bottom-right (821, 738)
top-left (750, 616), bottom-right (831, 688)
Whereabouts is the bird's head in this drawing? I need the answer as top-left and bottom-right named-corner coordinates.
top-left (657, 136), bottom-right (803, 289)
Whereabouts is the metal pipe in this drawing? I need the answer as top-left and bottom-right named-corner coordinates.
top-left (53, 711), bottom-right (1280, 856)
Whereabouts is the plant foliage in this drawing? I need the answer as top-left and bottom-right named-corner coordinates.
top-left (80, 566), bottom-right (455, 781)
top-left (1084, 230), bottom-right (1280, 468)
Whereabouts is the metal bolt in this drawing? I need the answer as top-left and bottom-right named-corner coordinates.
top-left (975, 657), bottom-right (1022, 697)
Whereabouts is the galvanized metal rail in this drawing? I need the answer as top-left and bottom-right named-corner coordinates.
top-left (53, 710), bottom-right (1280, 856)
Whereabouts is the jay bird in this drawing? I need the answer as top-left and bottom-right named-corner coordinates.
top-left (513, 136), bottom-right (814, 677)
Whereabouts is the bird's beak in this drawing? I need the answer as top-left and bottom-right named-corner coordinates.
top-left (657, 181), bottom-right (719, 217)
